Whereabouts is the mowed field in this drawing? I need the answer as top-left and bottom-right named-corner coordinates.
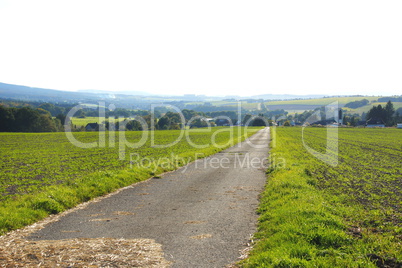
top-left (0, 127), bottom-right (259, 234)
top-left (243, 127), bottom-right (401, 267)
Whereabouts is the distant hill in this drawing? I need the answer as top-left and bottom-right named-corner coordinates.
top-left (0, 82), bottom-right (332, 105)
top-left (0, 82), bottom-right (221, 109)
top-left (0, 82), bottom-right (101, 102)
top-left (251, 94), bottom-right (326, 100)
top-left (1, 82), bottom-right (401, 114)
top-left (77, 89), bottom-right (151, 96)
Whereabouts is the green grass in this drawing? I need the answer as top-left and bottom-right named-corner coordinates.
top-left (0, 127), bottom-right (260, 235)
top-left (70, 116), bottom-right (125, 127)
top-left (241, 127), bottom-right (401, 267)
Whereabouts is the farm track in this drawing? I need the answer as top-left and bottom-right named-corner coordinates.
top-left (27, 128), bottom-right (270, 267)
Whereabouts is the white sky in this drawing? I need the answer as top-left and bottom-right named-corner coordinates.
top-left (0, 0), bottom-right (401, 96)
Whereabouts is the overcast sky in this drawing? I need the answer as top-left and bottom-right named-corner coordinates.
top-left (0, 0), bottom-right (401, 96)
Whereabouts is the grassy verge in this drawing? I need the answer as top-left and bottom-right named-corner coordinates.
top-left (241, 127), bottom-right (401, 267)
top-left (0, 127), bottom-right (260, 235)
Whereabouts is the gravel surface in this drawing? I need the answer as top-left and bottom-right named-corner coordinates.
top-left (29, 127), bottom-right (270, 267)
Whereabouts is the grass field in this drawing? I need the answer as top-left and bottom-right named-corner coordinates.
top-left (0, 127), bottom-right (260, 235)
top-left (242, 127), bottom-right (402, 267)
top-left (70, 117), bottom-right (125, 127)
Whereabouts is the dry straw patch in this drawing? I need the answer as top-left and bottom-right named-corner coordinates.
top-left (0, 184), bottom-right (171, 267)
top-left (0, 237), bottom-right (170, 267)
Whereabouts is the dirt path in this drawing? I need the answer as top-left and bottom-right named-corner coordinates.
top-left (28, 127), bottom-right (270, 267)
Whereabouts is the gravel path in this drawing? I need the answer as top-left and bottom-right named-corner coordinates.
top-left (29, 127), bottom-right (270, 267)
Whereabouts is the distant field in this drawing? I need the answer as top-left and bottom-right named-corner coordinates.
top-left (266, 104), bottom-right (322, 113)
top-left (0, 127), bottom-right (260, 234)
top-left (263, 97), bottom-right (402, 115)
top-left (343, 102), bottom-right (402, 114)
top-left (70, 117), bottom-right (124, 127)
top-left (185, 100), bottom-right (260, 110)
top-left (243, 127), bottom-right (402, 267)
top-left (184, 97), bottom-right (402, 115)
top-left (206, 97), bottom-right (382, 108)
top-left (265, 96), bottom-right (380, 106)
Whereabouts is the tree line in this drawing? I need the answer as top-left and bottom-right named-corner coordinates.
top-left (344, 99), bottom-right (369, 109)
top-left (366, 101), bottom-right (400, 126)
top-left (0, 106), bottom-right (63, 132)
top-left (2, 99), bottom-right (399, 132)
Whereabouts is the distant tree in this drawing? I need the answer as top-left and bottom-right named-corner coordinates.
top-left (384, 101), bottom-right (395, 126)
top-left (366, 104), bottom-right (385, 121)
top-left (14, 107), bottom-right (41, 132)
top-left (75, 109), bottom-right (86, 118)
top-left (395, 112), bottom-right (401, 123)
top-left (36, 108), bottom-right (51, 115)
top-left (37, 114), bottom-right (58, 132)
top-left (190, 118), bottom-right (208, 128)
top-left (142, 115), bottom-right (157, 130)
top-left (157, 116), bottom-right (170, 130)
top-left (182, 109), bottom-right (199, 122)
top-left (294, 110), bottom-right (314, 124)
top-left (112, 108), bottom-right (130, 118)
top-left (343, 115), bottom-right (350, 125)
top-left (366, 101), bottom-right (395, 126)
top-left (378, 96), bottom-right (402, 102)
top-left (126, 120), bottom-right (143, 131)
top-left (0, 106), bottom-right (63, 132)
top-left (350, 115), bottom-right (360, 126)
top-left (56, 114), bottom-right (66, 125)
top-left (53, 117), bottom-right (63, 131)
top-left (344, 99), bottom-right (369, 109)
top-left (170, 112), bottom-right (182, 121)
top-left (0, 105), bottom-right (15, 131)
top-left (165, 111), bottom-right (182, 128)
top-left (283, 120), bottom-right (291, 126)
top-left (252, 117), bottom-right (267, 126)
top-left (242, 114), bottom-right (252, 125)
top-left (206, 111), bottom-right (237, 124)
top-left (242, 114), bottom-right (267, 126)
